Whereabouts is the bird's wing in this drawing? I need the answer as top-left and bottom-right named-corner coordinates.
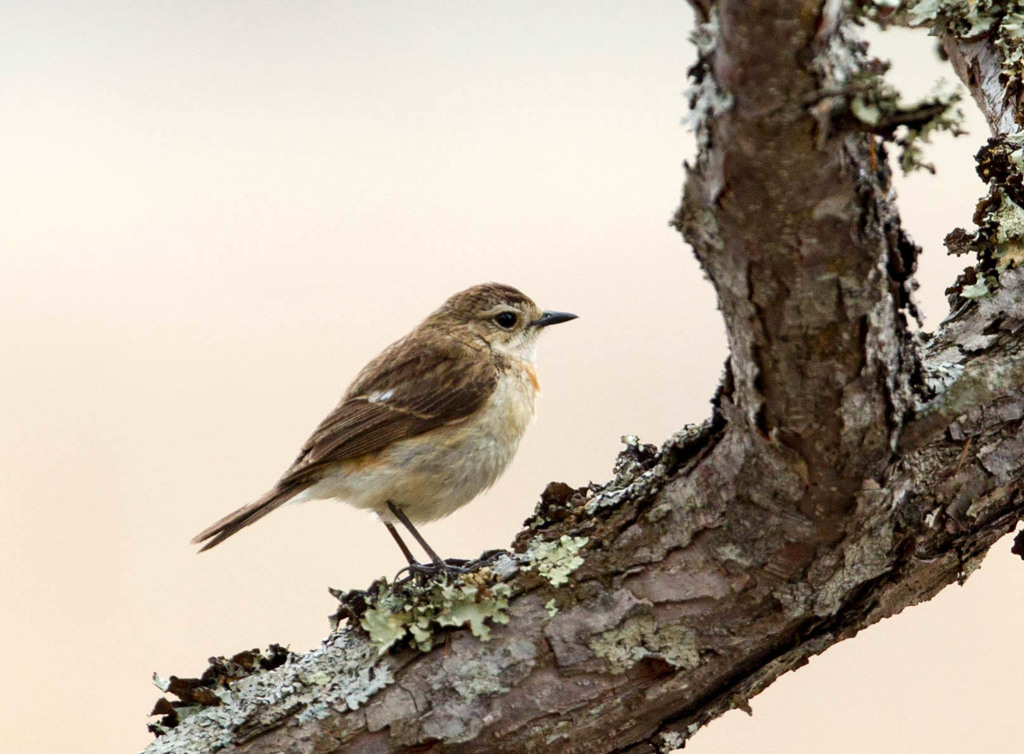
top-left (283, 334), bottom-right (500, 481)
top-left (192, 335), bottom-right (498, 551)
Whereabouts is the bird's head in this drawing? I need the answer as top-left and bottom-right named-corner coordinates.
top-left (428, 282), bottom-right (577, 361)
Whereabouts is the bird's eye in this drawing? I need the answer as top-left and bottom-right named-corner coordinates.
top-left (494, 311), bottom-right (518, 329)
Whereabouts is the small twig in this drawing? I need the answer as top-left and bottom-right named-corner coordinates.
top-left (954, 437), bottom-right (973, 475)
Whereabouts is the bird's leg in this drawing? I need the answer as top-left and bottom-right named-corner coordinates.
top-left (386, 502), bottom-right (506, 582)
top-left (384, 522), bottom-right (418, 566)
top-left (387, 501), bottom-right (448, 568)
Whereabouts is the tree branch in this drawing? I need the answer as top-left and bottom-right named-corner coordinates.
top-left (677, 0), bottom-right (917, 547)
top-left (144, 3), bottom-right (1024, 752)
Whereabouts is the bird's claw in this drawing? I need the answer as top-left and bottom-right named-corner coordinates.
top-left (392, 550), bottom-right (506, 584)
top-left (392, 561), bottom-right (464, 584)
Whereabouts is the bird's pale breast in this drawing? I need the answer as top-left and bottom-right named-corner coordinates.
top-left (296, 361), bottom-right (540, 523)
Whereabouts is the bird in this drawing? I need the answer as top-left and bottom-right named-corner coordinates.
top-left (191, 282), bottom-right (577, 574)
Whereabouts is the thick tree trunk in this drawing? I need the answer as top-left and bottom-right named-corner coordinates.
top-left (144, 3), bottom-right (1024, 752)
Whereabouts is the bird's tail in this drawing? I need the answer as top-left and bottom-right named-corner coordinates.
top-left (191, 481), bottom-right (307, 552)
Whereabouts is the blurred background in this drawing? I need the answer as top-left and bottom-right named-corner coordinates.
top-left (2, 2), bottom-right (1021, 752)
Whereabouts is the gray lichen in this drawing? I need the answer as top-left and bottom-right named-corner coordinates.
top-left (812, 520), bottom-right (895, 616)
top-left (589, 614), bottom-right (699, 674)
top-left (587, 435), bottom-right (670, 513)
top-left (656, 731), bottom-right (687, 754)
top-left (684, 9), bottom-right (733, 149)
top-left (144, 632), bottom-right (390, 754)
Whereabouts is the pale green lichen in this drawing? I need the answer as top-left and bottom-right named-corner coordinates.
top-left (909, 0), bottom-right (1000, 34)
top-left (899, 84), bottom-right (964, 173)
top-left (360, 574), bottom-right (511, 653)
top-left (960, 279), bottom-right (991, 298)
top-left (360, 598), bottom-right (414, 652)
top-left (943, 129), bottom-right (1024, 299)
top-left (523, 535), bottom-right (588, 587)
top-left (589, 614), bottom-right (699, 674)
top-left (851, 94), bottom-right (885, 126)
top-left (846, 71), bottom-right (964, 173)
top-left (450, 659), bottom-right (507, 701)
top-left (992, 198), bottom-right (1024, 267)
top-left (299, 669), bottom-right (332, 686)
top-left (544, 598), bottom-right (560, 617)
top-left (909, 1), bottom-right (1024, 89)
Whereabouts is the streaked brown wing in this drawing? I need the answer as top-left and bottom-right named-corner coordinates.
top-left (191, 334), bottom-right (498, 551)
top-left (281, 333), bottom-right (498, 483)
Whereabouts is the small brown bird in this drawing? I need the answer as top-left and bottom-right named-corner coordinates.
top-left (192, 283), bottom-right (576, 573)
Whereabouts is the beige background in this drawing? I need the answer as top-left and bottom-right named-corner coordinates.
top-left (2, 3), bottom-right (1021, 752)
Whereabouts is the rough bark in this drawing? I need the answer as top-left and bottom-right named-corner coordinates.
top-left (145, 3), bottom-right (1024, 753)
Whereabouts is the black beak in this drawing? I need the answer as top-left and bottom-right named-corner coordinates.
top-left (531, 310), bottom-right (578, 328)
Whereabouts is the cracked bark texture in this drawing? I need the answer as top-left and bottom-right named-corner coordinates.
top-left (145, 3), bottom-right (1024, 753)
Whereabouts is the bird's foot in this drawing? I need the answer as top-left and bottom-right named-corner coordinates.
top-left (444, 549), bottom-right (506, 571)
top-left (393, 561), bottom-right (465, 584)
top-left (393, 550), bottom-right (506, 584)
